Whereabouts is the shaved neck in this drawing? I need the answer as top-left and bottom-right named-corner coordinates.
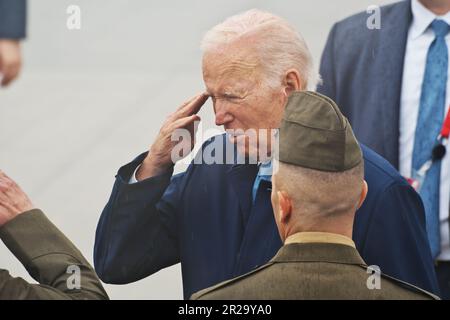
top-left (285, 213), bottom-right (354, 240)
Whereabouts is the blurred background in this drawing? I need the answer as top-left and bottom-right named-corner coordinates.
top-left (0, 0), bottom-right (396, 299)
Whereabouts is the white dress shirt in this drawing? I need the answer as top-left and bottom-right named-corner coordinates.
top-left (129, 165), bottom-right (140, 183)
top-left (399, 0), bottom-right (450, 260)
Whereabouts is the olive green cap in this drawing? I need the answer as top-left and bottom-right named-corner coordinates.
top-left (277, 91), bottom-right (362, 172)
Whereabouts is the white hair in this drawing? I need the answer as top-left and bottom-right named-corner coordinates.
top-left (201, 9), bottom-right (320, 90)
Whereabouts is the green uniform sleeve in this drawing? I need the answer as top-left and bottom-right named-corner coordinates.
top-left (0, 209), bottom-right (108, 300)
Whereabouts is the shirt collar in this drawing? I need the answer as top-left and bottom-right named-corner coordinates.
top-left (256, 128), bottom-right (278, 181)
top-left (410, 0), bottom-right (450, 39)
top-left (257, 160), bottom-right (273, 180)
top-left (284, 232), bottom-right (356, 248)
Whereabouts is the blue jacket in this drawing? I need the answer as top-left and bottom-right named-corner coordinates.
top-left (94, 134), bottom-right (439, 298)
top-left (0, 0), bottom-right (26, 39)
top-left (317, 0), bottom-right (412, 169)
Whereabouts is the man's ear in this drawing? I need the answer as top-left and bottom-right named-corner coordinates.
top-left (283, 69), bottom-right (302, 96)
top-left (356, 180), bottom-right (368, 210)
top-left (277, 190), bottom-right (292, 223)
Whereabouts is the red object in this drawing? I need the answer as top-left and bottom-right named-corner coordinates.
top-left (406, 177), bottom-right (420, 191)
top-left (441, 106), bottom-right (450, 139)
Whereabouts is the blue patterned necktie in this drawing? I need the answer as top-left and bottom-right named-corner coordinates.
top-left (412, 19), bottom-right (450, 259)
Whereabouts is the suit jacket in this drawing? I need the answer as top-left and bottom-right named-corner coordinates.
top-left (192, 242), bottom-right (438, 300)
top-left (317, 0), bottom-right (412, 169)
top-left (0, 209), bottom-right (108, 300)
top-left (0, 0), bottom-right (26, 39)
top-left (94, 134), bottom-right (439, 298)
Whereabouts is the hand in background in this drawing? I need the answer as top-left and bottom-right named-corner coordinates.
top-left (0, 171), bottom-right (34, 226)
top-left (0, 39), bottom-right (22, 87)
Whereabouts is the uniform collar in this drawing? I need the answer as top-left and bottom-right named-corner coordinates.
top-left (410, 0), bottom-right (450, 39)
top-left (285, 231), bottom-right (356, 248)
top-left (270, 241), bottom-right (366, 266)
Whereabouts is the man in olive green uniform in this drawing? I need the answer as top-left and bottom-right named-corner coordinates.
top-left (0, 171), bottom-right (108, 299)
top-left (191, 91), bottom-right (439, 300)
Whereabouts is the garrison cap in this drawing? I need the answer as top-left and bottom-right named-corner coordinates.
top-left (277, 91), bottom-right (362, 172)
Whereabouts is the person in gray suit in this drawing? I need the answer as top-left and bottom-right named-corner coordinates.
top-left (318, 0), bottom-right (450, 298)
top-left (0, 0), bottom-right (26, 86)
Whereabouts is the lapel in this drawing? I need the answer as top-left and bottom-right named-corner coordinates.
top-left (375, 0), bottom-right (412, 168)
top-left (227, 164), bottom-right (282, 275)
top-left (227, 164), bottom-right (258, 220)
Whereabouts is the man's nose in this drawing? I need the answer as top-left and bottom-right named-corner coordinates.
top-left (214, 101), bottom-right (234, 126)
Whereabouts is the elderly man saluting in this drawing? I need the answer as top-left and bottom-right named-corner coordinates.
top-left (94, 9), bottom-right (439, 298)
top-left (192, 91), bottom-right (438, 300)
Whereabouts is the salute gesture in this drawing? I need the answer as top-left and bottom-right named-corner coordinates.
top-left (137, 93), bottom-right (209, 180)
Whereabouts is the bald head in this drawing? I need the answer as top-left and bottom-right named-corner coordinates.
top-left (276, 160), bottom-right (364, 214)
top-left (271, 160), bottom-right (367, 241)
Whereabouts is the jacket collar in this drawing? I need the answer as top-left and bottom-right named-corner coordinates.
top-left (223, 133), bottom-right (260, 216)
top-left (285, 232), bottom-right (356, 248)
top-left (270, 242), bottom-right (367, 267)
top-left (227, 163), bottom-right (259, 216)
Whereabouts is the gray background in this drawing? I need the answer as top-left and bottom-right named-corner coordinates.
top-left (0, 0), bottom-right (395, 299)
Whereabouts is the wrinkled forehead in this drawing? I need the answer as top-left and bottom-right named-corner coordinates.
top-left (202, 44), bottom-right (263, 89)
